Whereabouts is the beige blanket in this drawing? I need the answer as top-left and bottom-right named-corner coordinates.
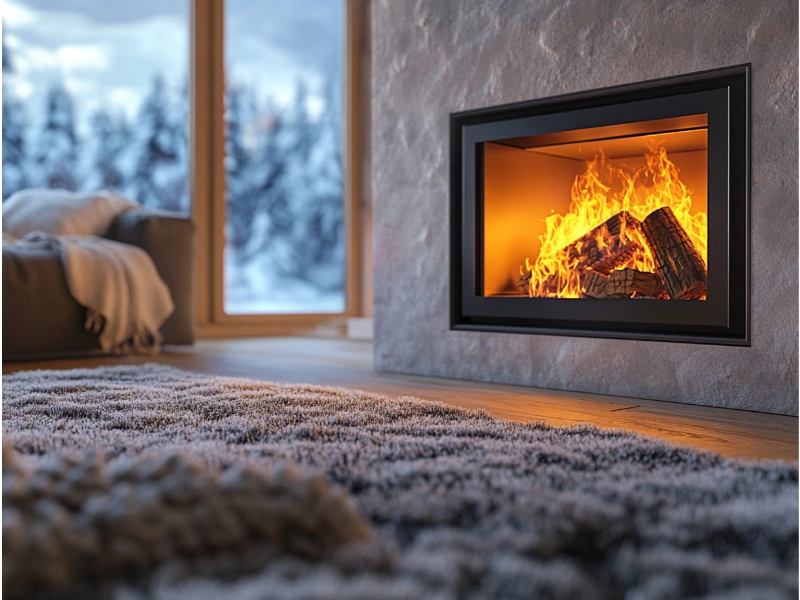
top-left (2, 189), bottom-right (174, 354)
top-left (20, 233), bottom-right (175, 353)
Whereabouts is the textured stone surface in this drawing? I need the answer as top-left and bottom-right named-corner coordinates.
top-left (372, 0), bottom-right (798, 415)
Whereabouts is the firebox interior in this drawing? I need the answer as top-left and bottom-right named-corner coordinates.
top-left (482, 115), bottom-right (708, 299)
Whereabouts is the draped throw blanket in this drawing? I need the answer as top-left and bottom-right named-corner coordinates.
top-left (19, 233), bottom-right (174, 354)
top-left (2, 189), bottom-right (175, 354)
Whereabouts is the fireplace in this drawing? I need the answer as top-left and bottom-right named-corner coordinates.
top-left (451, 65), bottom-right (749, 345)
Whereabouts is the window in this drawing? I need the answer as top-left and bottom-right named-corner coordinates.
top-left (223, 1), bottom-right (346, 315)
top-left (2, 0), bottom-right (190, 213)
top-left (2, 0), bottom-right (360, 331)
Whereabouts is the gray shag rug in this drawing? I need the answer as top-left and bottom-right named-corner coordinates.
top-left (2, 364), bottom-right (797, 600)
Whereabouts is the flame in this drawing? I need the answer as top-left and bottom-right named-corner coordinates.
top-left (521, 143), bottom-right (707, 298)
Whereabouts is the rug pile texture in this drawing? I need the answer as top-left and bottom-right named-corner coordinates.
top-left (2, 364), bottom-right (797, 600)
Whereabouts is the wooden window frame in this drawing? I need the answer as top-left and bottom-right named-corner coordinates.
top-left (191, 0), bottom-right (365, 338)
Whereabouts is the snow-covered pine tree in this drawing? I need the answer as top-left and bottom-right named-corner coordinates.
top-left (297, 75), bottom-right (345, 292)
top-left (33, 81), bottom-right (80, 191)
top-left (269, 80), bottom-right (320, 281)
top-left (2, 28), bottom-right (10, 72)
top-left (79, 108), bottom-right (130, 191)
top-left (250, 98), bottom-right (290, 247)
top-left (0, 41), bottom-right (27, 200)
top-left (225, 84), bottom-right (259, 261)
top-left (169, 77), bottom-right (190, 213)
top-left (2, 31), bottom-right (29, 200)
top-left (127, 74), bottom-right (186, 211)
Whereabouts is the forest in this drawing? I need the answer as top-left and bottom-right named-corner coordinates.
top-left (2, 40), bottom-right (345, 313)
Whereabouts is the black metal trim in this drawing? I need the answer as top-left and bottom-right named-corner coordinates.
top-left (450, 64), bottom-right (750, 345)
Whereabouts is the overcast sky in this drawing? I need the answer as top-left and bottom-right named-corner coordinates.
top-left (2, 0), bottom-right (343, 131)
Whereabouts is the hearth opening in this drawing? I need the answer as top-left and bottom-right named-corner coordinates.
top-left (484, 115), bottom-right (708, 302)
top-left (451, 65), bottom-right (749, 344)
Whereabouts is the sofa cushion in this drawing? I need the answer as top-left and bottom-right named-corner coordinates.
top-left (2, 188), bottom-right (137, 238)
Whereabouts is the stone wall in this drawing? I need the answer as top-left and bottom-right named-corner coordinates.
top-left (372, 0), bottom-right (798, 415)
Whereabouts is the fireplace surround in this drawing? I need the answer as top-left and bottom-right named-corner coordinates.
top-left (451, 66), bottom-right (749, 344)
top-left (372, 0), bottom-right (797, 416)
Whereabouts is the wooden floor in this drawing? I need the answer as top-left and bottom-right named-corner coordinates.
top-left (3, 337), bottom-right (797, 462)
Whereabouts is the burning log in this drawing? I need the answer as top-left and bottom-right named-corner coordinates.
top-left (582, 271), bottom-right (609, 298)
top-left (517, 270), bottom-right (532, 295)
top-left (582, 268), bottom-right (665, 299)
top-left (566, 211), bottom-right (643, 276)
top-left (521, 211), bottom-right (644, 297)
top-left (641, 206), bottom-right (707, 300)
top-left (519, 271), bottom-right (565, 297)
top-left (606, 268), bottom-right (667, 298)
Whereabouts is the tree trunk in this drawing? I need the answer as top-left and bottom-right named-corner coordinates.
top-left (641, 206), bottom-right (707, 300)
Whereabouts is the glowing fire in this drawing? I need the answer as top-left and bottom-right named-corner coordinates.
top-left (521, 143), bottom-right (707, 298)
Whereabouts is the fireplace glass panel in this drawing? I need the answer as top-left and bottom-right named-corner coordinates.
top-left (482, 115), bottom-right (709, 302)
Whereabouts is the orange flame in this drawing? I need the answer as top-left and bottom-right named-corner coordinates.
top-left (521, 143), bottom-right (707, 298)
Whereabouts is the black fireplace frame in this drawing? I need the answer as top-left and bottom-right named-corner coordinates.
top-left (450, 65), bottom-right (750, 345)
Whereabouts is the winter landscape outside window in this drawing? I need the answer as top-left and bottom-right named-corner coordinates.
top-left (2, 0), bottom-right (190, 213)
top-left (223, 1), bottom-right (345, 315)
top-left (2, 0), bottom-right (346, 316)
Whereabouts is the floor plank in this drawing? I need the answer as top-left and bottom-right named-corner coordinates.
top-left (3, 337), bottom-right (797, 462)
